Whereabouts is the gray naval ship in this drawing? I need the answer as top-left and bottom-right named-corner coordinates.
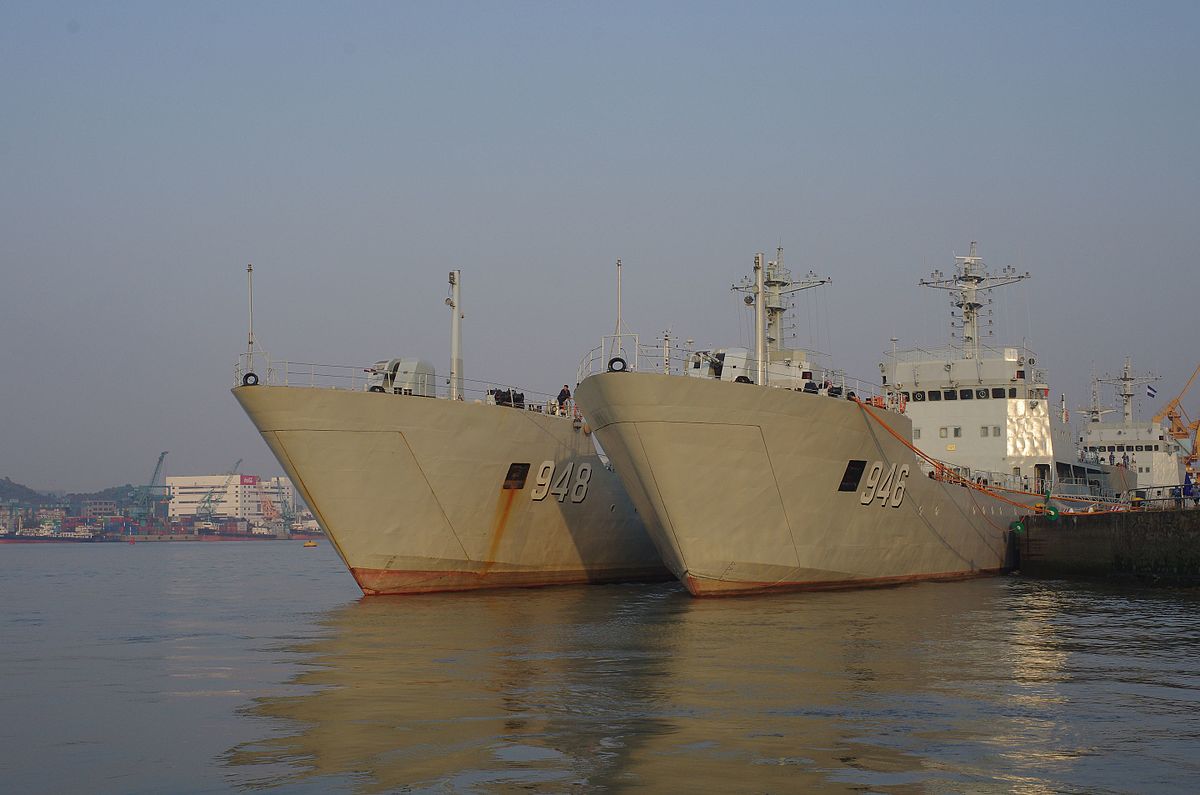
top-left (576, 244), bottom-right (1129, 597)
top-left (233, 268), bottom-right (667, 594)
top-left (1078, 356), bottom-right (1189, 491)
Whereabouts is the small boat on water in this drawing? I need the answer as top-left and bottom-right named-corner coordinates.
top-left (303, 540), bottom-right (318, 548)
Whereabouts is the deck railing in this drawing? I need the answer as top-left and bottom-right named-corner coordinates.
top-left (234, 352), bottom-right (578, 418)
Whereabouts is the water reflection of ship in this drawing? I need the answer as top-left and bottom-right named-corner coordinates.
top-left (223, 581), bottom-right (1036, 791)
top-left (223, 585), bottom-right (679, 791)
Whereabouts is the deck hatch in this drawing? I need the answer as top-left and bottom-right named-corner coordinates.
top-left (837, 460), bottom-right (868, 492)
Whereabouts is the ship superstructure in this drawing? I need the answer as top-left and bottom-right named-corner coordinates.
top-left (883, 243), bottom-right (1131, 499)
top-left (233, 269), bottom-right (667, 595)
top-left (1078, 357), bottom-right (1187, 488)
top-left (575, 245), bottom-right (1071, 597)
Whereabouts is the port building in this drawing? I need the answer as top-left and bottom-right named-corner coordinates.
top-left (166, 474), bottom-right (297, 524)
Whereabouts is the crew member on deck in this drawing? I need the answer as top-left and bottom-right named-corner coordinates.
top-left (557, 385), bottom-right (572, 413)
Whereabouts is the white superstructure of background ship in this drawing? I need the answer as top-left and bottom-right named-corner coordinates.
top-left (1078, 357), bottom-right (1190, 491)
top-left (883, 242), bottom-right (1134, 500)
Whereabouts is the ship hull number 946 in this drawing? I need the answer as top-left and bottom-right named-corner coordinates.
top-left (859, 462), bottom-right (909, 508)
top-left (531, 460), bottom-right (592, 503)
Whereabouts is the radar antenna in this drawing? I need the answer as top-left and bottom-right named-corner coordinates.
top-left (919, 242), bottom-right (1029, 359)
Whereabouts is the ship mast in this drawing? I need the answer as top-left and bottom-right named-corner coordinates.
top-left (754, 254), bottom-right (765, 384)
top-left (1097, 356), bottom-right (1159, 425)
top-left (1080, 368), bottom-right (1116, 424)
top-left (246, 263), bottom-right (255, 365)
top-left (447, 270), bottom-right (463, 400)
top-left (609, 259), bottom-right (630, 361)
top-left (735, 246), bottom-right (830, 386)
top-left (763, 246), bottom-right (830, 352)
top-left (919, 242), bottom-right (1029, 359)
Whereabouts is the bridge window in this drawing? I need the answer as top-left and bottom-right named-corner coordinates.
top-left (944, 390), bottom-right (957, 400)
top-left (953, 427), bottom-right (962, 438)
top-left (914, 429), bottom-right (922, 440)
top-left (960, 389), bottom-right (973, 400)
top-left (940, 427), bottom-right (948, 438)
top-left (928, 390), bottom-right (942, 401)
top-left (992, 388), bottom-right (1006, 398)
top-left (993, 426), bottom-right (1002, 436)
top-left (980, 426), bottom-right (989, 437)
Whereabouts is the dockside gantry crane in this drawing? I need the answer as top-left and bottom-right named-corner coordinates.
top-left (1152, 363), bottom-right (1200, 474)
top-left (129, 451), bottom-right (169, 525)
top-left (195, 458), bottom-right (243, 525)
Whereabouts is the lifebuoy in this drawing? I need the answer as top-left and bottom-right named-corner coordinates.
top-left (242, 372), bottom-right (259, 386)
top-left (1009, 520), bottom-right (1025, 534)
top-left (368, 385), bottom-right (385, 393)
top-left (607, 356), bottom-right (627, 373)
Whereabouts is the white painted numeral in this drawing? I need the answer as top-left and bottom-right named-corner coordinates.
top-left (571, 464), bottom-right (592, 503)
top-left (875, 463), bottom-right (897, 504)
top-left (550, 462), bottom-right (574, 502)
top-left (531, 461), bottom-right (554, 501)
top-left (532, 460), bottom-right (592, 503)
top-left (860, 461), bottom-right (909, 508)
top-left (890, 465), bottom-right (910, 507)
top-left (860, 463), bottom-right (883, 505)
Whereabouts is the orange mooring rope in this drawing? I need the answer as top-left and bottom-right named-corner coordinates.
top-left (852, 398), bottom-right (1129, 517)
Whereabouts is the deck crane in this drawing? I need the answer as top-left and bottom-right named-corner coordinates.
top-left (195, 458), bottom-right (243, 525)
top-left (128, 451), bottom-right (169, 524)
top-left (1152, 363), bottom-right (1200, 474)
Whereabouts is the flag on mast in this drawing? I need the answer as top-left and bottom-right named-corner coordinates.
top-left (1147, 385), bottom-right (1158, 399)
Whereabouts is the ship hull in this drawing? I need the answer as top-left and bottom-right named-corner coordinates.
top-left (576, 373), bottom-right (1042, 597)
top-left (233, 386), bottom-right (668, 595)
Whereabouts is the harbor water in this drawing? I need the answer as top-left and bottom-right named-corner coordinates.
top-left (2, 542), bottom-right (1199, 793)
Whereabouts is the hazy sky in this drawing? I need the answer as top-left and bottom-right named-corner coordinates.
top-left (2, 1), bottom-right (1198, 491)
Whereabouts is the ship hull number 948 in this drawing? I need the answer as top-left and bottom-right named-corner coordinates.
top-left (859, 462), bottom-right (909, 508)
top-left (531, 460), bottom-right (592, 503)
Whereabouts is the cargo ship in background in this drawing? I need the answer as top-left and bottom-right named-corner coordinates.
top-left (233, 268), bottom-right (667, 594)
top-left (576, 244), bottom-right (1130, 597)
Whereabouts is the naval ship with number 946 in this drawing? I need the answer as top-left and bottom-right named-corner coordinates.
top-left (575, 244), bottom-right (1131, 596)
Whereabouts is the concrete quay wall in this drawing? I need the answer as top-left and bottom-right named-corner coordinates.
top-left (1019, 509), bottom-right (1200, 584)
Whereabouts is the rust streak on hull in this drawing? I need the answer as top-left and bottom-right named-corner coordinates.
top-left (482, 489), bottom-right (518, 570)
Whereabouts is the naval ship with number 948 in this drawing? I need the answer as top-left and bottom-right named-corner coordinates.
top-left (233, 268), bottom-right (667, 595)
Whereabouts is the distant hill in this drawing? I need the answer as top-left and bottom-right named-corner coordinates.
top-left (0, 477), bottom-right (47, 505)
top-left (0, 477), bottom-right (139, 510)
